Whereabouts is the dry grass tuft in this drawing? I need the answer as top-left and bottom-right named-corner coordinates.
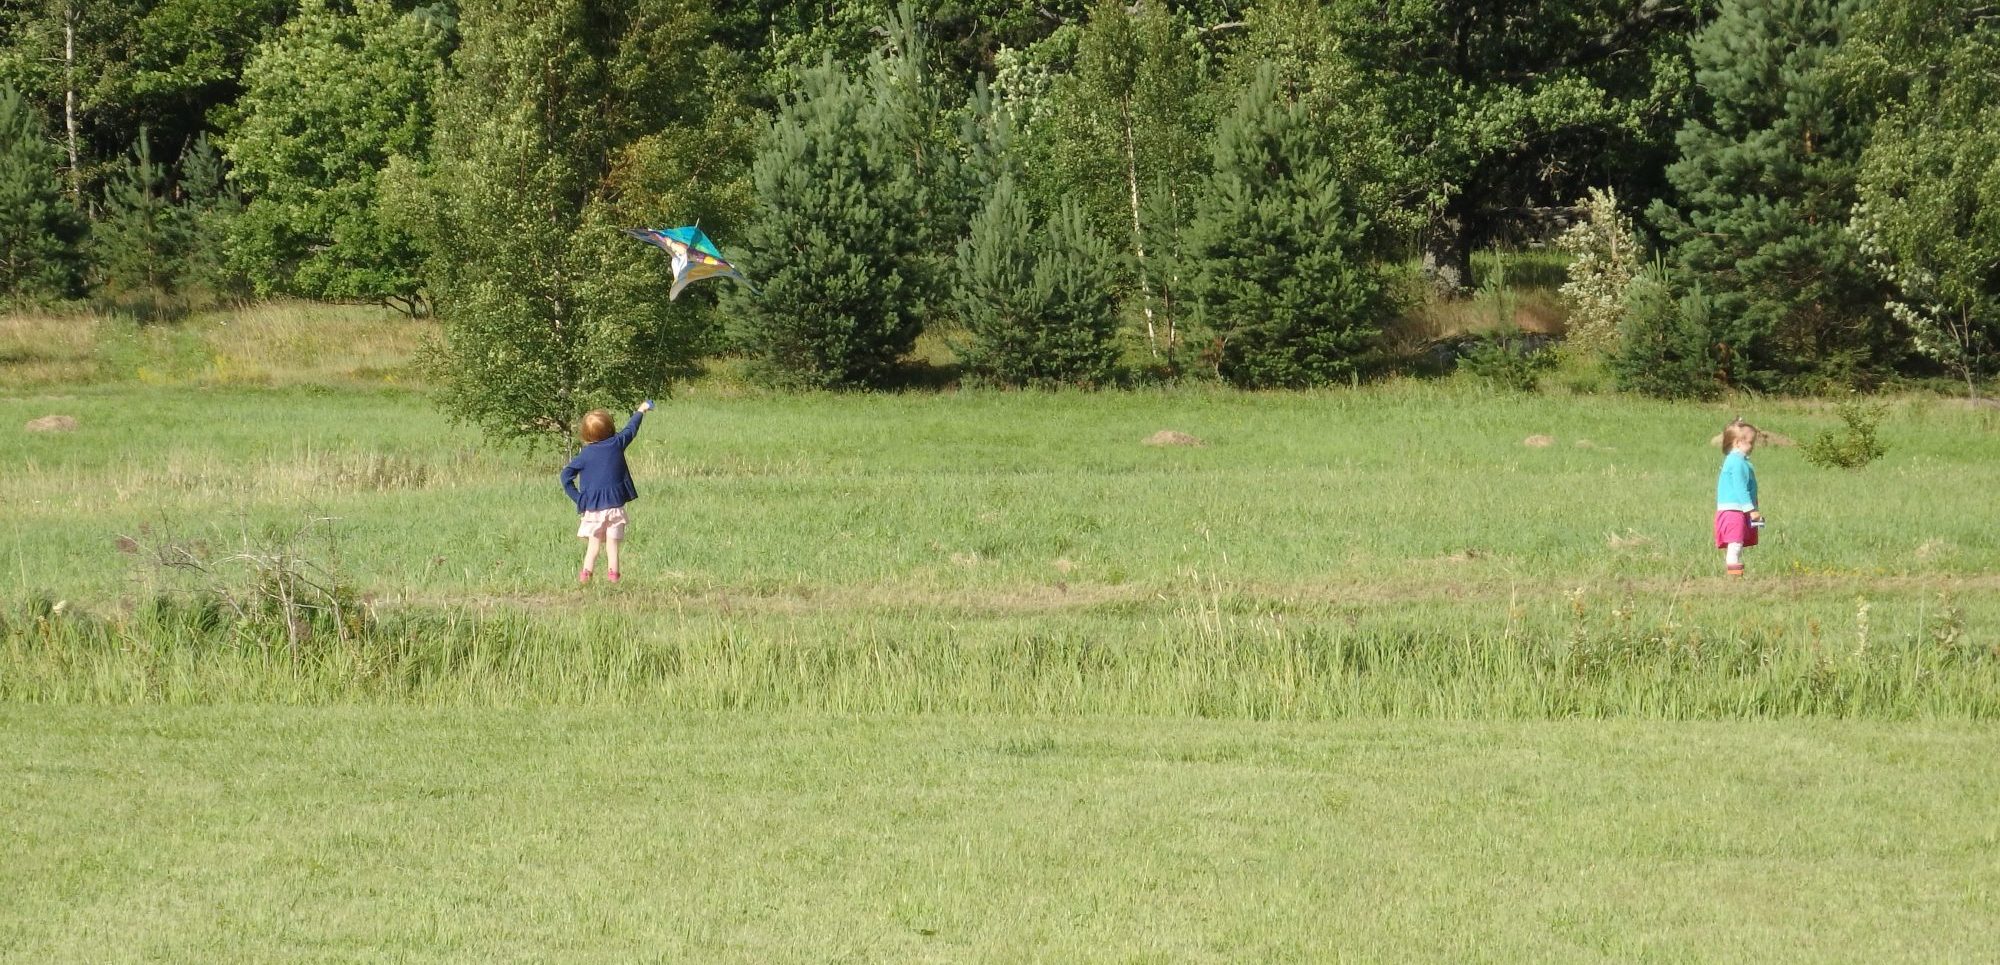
top-left (1523, 434), bottom-right (1555, 448)
top-left (1144, 430), bottom-right (1205, 447)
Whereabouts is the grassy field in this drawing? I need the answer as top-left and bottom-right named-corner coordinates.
top-left (5, 708), bottom-right (1997, 962)
top-left (6, 332), bottom-right (1999, 713)
top-left (4, 306), bottom-right (1998, 959)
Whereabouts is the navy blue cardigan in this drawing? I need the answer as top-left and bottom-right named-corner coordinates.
top-left (560, 410), bottom-right (644, 511)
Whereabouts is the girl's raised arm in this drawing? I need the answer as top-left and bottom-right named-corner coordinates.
top-left (613, 407), bottom-right (646, 448)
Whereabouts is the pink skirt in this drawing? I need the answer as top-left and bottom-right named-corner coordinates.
top-left (578, 507), bottom-right (628, 541)
top-left (1714, 510), bottom-right (1758, 548)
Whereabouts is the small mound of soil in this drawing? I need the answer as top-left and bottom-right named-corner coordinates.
top-left (1144, 430), bottom-right (1205, 447)
top-left (1522, 434), bottom-right (1555, 448)
top-left (25, 415), bottom-right (78, 433)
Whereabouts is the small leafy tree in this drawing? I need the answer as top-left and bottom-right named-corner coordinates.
top-left (1185, 65), bottom-right (1388, 388)
top-left (416, 0), bottom-right (715, 448)
top-left (1845, 4), bottom-right (2000, 399)
top-left (1802, 397), bottom-right (1888, 469)
top-left (1038, 0), bottom-right (1209, 356)
top-left (224, 0), bottom-right (450, 314)
top-left (0, 83), bottom-right (85, 303)
top-left (1554, 187), bottom-right (1643, 357)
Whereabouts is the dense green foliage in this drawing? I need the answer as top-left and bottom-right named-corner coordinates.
top-left (413, 0), bottom-right (717, 447)
top-left (0, 84), bottom-right (85, 303)
top-left (3, 0), bottom-right (1999, 409)
top-left (1649, 0), bottom-right (1885, 392)
top-left (1186, 67), bottom-right (1387, 387)
top-left (222, 0), bottom-right (450, 312)
top-left (1845, 0), bottom-right (2000, 397)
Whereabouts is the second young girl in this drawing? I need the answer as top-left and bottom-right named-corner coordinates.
top-left (1714, 419), bottom-right (1763, 578)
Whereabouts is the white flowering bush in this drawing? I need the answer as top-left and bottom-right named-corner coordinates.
top-left (1554, 187), bottom-right (1643, 357)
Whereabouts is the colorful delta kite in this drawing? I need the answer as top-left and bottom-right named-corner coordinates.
top-left (625, 226), bottom-right (749, 300)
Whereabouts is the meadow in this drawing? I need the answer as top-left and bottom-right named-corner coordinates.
top-left (4, 305), bottom-right (1998, 960)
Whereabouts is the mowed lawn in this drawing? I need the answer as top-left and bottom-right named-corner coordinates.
top-left (4, 708), bottom-right (1997, 963)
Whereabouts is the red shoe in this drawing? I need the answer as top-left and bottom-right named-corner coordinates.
top-left (606, 570), bottom-right (621, 584)
top-left (578, 569), bottom-right (592, 584)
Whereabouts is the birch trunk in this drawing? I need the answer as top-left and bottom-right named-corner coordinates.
top-left (62, 3), bottom-right (81, 199)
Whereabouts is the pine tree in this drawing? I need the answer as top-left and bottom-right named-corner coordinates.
top-left (954, 174), bottom-right (1120, 388)
top-left (0, 83), bottom-right (85, 303)
top-left (90, 127), bottom-right (187, 309)
top-left (1649, 0), bottom-right (1886, 391)
top-left (730, 15), bottom-right (954, 390)
top-left (175, 133), bottom-right (247, 304)
top-left (1185, 66), bottom-right (1387, 389)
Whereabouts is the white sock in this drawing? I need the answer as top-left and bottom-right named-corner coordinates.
top-left (1725, 543), bottom-right (1743, 566)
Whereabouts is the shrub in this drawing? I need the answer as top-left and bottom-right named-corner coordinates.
top-left (1802, 397), bottom-right (1888, 469)
top-left (1554, 187), bottom-right (1643, 357)
top-left (1457, 332), bottom-right (1555, 392)
top-left (121, 516), bottom-right (374, 660)
top-left (1612, 269), bottom-right (1721, 400)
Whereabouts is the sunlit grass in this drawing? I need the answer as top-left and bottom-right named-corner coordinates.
top-left (3, 708), bottom-right (1995, 962)
top-left (0, 301), bottom-right (427, 389)
top-left (5, 375), bottom-right (1997, 715)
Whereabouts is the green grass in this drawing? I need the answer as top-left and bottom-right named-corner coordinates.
top-left (4, 708), bottom-right (1995, 962)
top-left (6, 331), bottom-right (2000, 713)
top-left (6, 306), bottom-right (1999, 960)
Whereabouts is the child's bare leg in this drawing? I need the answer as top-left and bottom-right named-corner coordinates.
top-left (581, 535), bottom-right (603, 575)
top-left (605, 538), bottom-right (621, 577)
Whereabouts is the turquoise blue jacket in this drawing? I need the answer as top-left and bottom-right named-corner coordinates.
top-left (1716, 450), bottom-right (1757, 512)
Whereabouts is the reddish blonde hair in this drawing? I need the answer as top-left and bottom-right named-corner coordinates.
top-left (580, 409), bottom-right (615, 444)
top-left (1721, 419), bottom-right (1758, 453)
